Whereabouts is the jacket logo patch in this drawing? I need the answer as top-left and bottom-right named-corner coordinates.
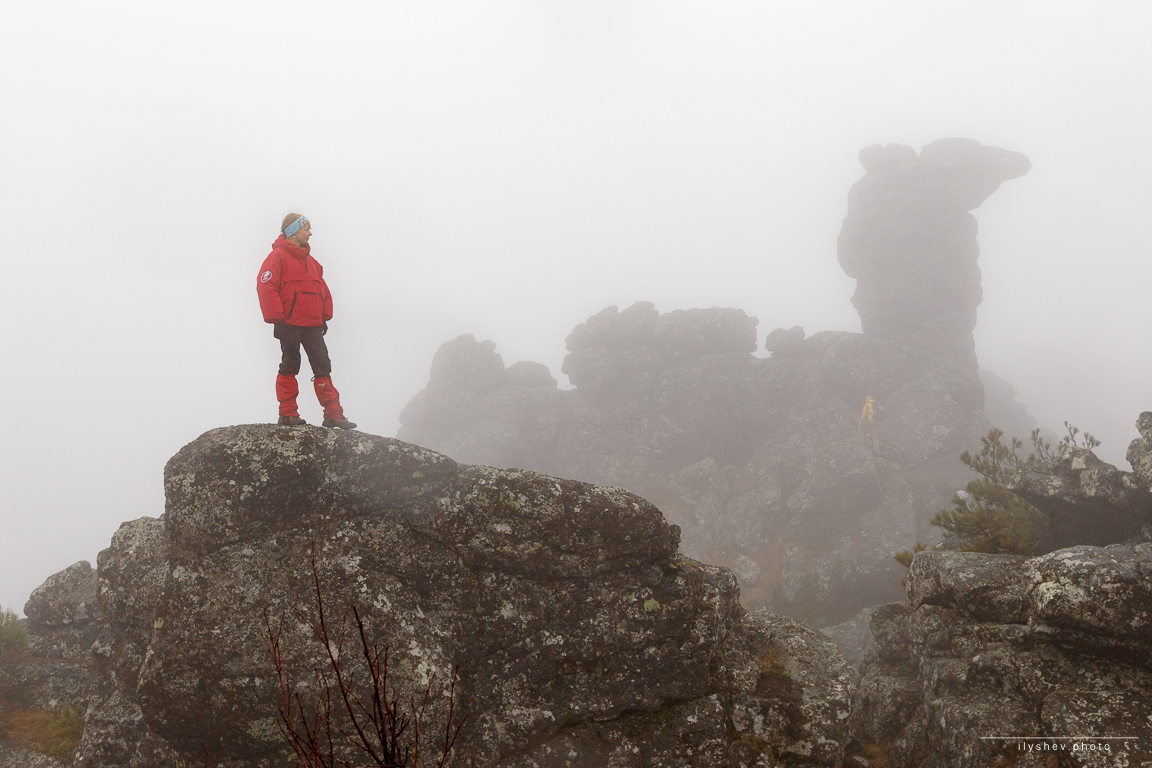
top-left (260, 271), bottom-right (272, 283)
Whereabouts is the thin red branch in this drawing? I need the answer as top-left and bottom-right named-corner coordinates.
top-left (254, 542), bottom-right (470, 768)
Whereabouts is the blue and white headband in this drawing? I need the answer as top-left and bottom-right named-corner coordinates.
top-left (284, 215), bottom-right (309, 237)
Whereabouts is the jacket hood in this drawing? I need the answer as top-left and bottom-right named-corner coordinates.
top-left (272, 234), bottom-right (311, 260)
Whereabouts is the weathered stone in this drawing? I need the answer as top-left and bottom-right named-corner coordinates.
top-left (725, 611), bottom-right (854, 767)
top-left (0, 653), bottom-right (88, 712)
top-left (67, 425), bottom-right (853, 767)
top-left (396, 140), bottom-right (1035, 626)
top-left (852, 545), bottom-right (1152, 768)
top-left (838, 138), bottom-right (1030, 365)
top-left (0, 560), bottom-right (97, 714)
top-left (764, 326), bottom-right (805, 355)
top-left (24, 561), bottom-right (96, 629)
top-left (1127, 411), bottom-right (1152, 491)
top-left (1011, 439), bottom-right (1152, 551)
top-left (74, 687), bottom-right (183, 768)
top-left (848, 663), bottom-right (919, 745)
top-left (866, 603), bottom-right (914, 663)
top-left (0, 743), bottom-right (69, 768)
top-left (499, 695), bottom-right (730, 768)
top-left (399, 306), bottom-right (989, 626)
top-left (1026, 544), bottom-right (1152, 654)
top-left (73, 516), bottom-right (173, 768)
top-left (907, 550), bottom-right (1030, 623)
top-left (979, 368), bottom-right (1039, 442)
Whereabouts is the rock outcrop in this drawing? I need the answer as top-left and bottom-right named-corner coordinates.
top-left (0, 561), bottom-right (95, 713)
top-left (0, 746), bottom-right (68, 768)
top-left (851, 547), bottom-right (1152, 767)
top-left (838, 138), bottom-right (1031, 365)
top-left (1010, 411), bottom-right (1152, 551)
top-left (0, 562), bottom-right (94, 767)
top-left (72, 425), bottom-right (854, 768)
top-left (400, 310), bottom-right (984, 625)
top-left (398, 139), bottom-right (1031, 626)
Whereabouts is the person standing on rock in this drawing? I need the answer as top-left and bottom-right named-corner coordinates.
top-left (858, 395), bottom-right (882, 452)
top-left (257, 213), bottom-right (357, 429)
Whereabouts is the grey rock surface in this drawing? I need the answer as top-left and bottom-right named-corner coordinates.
top-left (838, 138), bottom-right (1031, 365)
top-left (24, 561), bottom-right (97, 630)
top-left (851, 545), bottom-right (1152, 768)
top-left (0, 560), bottom-right (95, 713)
top-left (725, 612), bottom-right (854, 767)
top-left (0, 743), bottom-right (69, 768)
top-left (399, 312), bottom-right (988, 627)
top-left (74, 517), bottom-right (178, 768)
top-left (1010, 414), bottom-right (1152, 550)
top-left (71, 425), bottom-right (855, 767)
top-left (1129, 411), bottom-right (1152, 490)
top-left (398, 139), bottom-right (1032, 626)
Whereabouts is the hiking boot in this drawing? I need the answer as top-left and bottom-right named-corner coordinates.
top-left (278, 415), bottom-right (307, 426)
top-left (322, 417), bottom-right (357, 430)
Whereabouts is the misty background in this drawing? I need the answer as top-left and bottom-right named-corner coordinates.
top-left (3, 1), bottom-right (1150, 614)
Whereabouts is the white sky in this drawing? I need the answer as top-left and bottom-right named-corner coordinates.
top-left (3, 1), bottom-right (1150, 614)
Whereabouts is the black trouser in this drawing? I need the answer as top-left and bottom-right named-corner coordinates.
top-left (274, 323), bottom-right (331, 377)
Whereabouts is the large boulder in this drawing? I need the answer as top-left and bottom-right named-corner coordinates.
top-left (75, 425), bottom-right (855, 767)
top-left (851, 546), bottom-right (1152, 768)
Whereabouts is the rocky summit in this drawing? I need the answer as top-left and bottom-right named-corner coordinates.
top-left (32, 424), bottom-right (853, 768)
top-left (398, 139), bottom-right (1034, 626)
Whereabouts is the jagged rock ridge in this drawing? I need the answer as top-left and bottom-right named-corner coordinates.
top-left (399, 139), bottom-right (1032, 625)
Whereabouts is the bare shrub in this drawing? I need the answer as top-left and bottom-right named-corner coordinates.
top-left (256, 544), bottom-right (467, 768)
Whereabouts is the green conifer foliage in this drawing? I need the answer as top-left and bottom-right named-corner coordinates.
top-left (0, 605), bottom-right (27, 655)
top-left (930, 428), bottom-right (1047, 555)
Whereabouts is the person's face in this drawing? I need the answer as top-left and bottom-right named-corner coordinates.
top-left (289, 221), bottom-right (312, 246)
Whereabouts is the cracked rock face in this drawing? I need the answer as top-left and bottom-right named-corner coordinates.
top-left (72, 425), bottom-right (854, 767)
top-left (851, 546), bottom-right (1152, 768)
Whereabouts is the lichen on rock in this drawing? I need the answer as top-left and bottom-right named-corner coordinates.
top-left (851, 543), bottom-right (1152, 768)
top-left (63, 424), bottom-right (855, 767)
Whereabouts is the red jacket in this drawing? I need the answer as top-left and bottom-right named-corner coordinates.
top-left (257, 235), bottom-right (333, 327)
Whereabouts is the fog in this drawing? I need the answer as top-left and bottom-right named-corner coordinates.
top-left (3, 1), bottom-right (1150, 614)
